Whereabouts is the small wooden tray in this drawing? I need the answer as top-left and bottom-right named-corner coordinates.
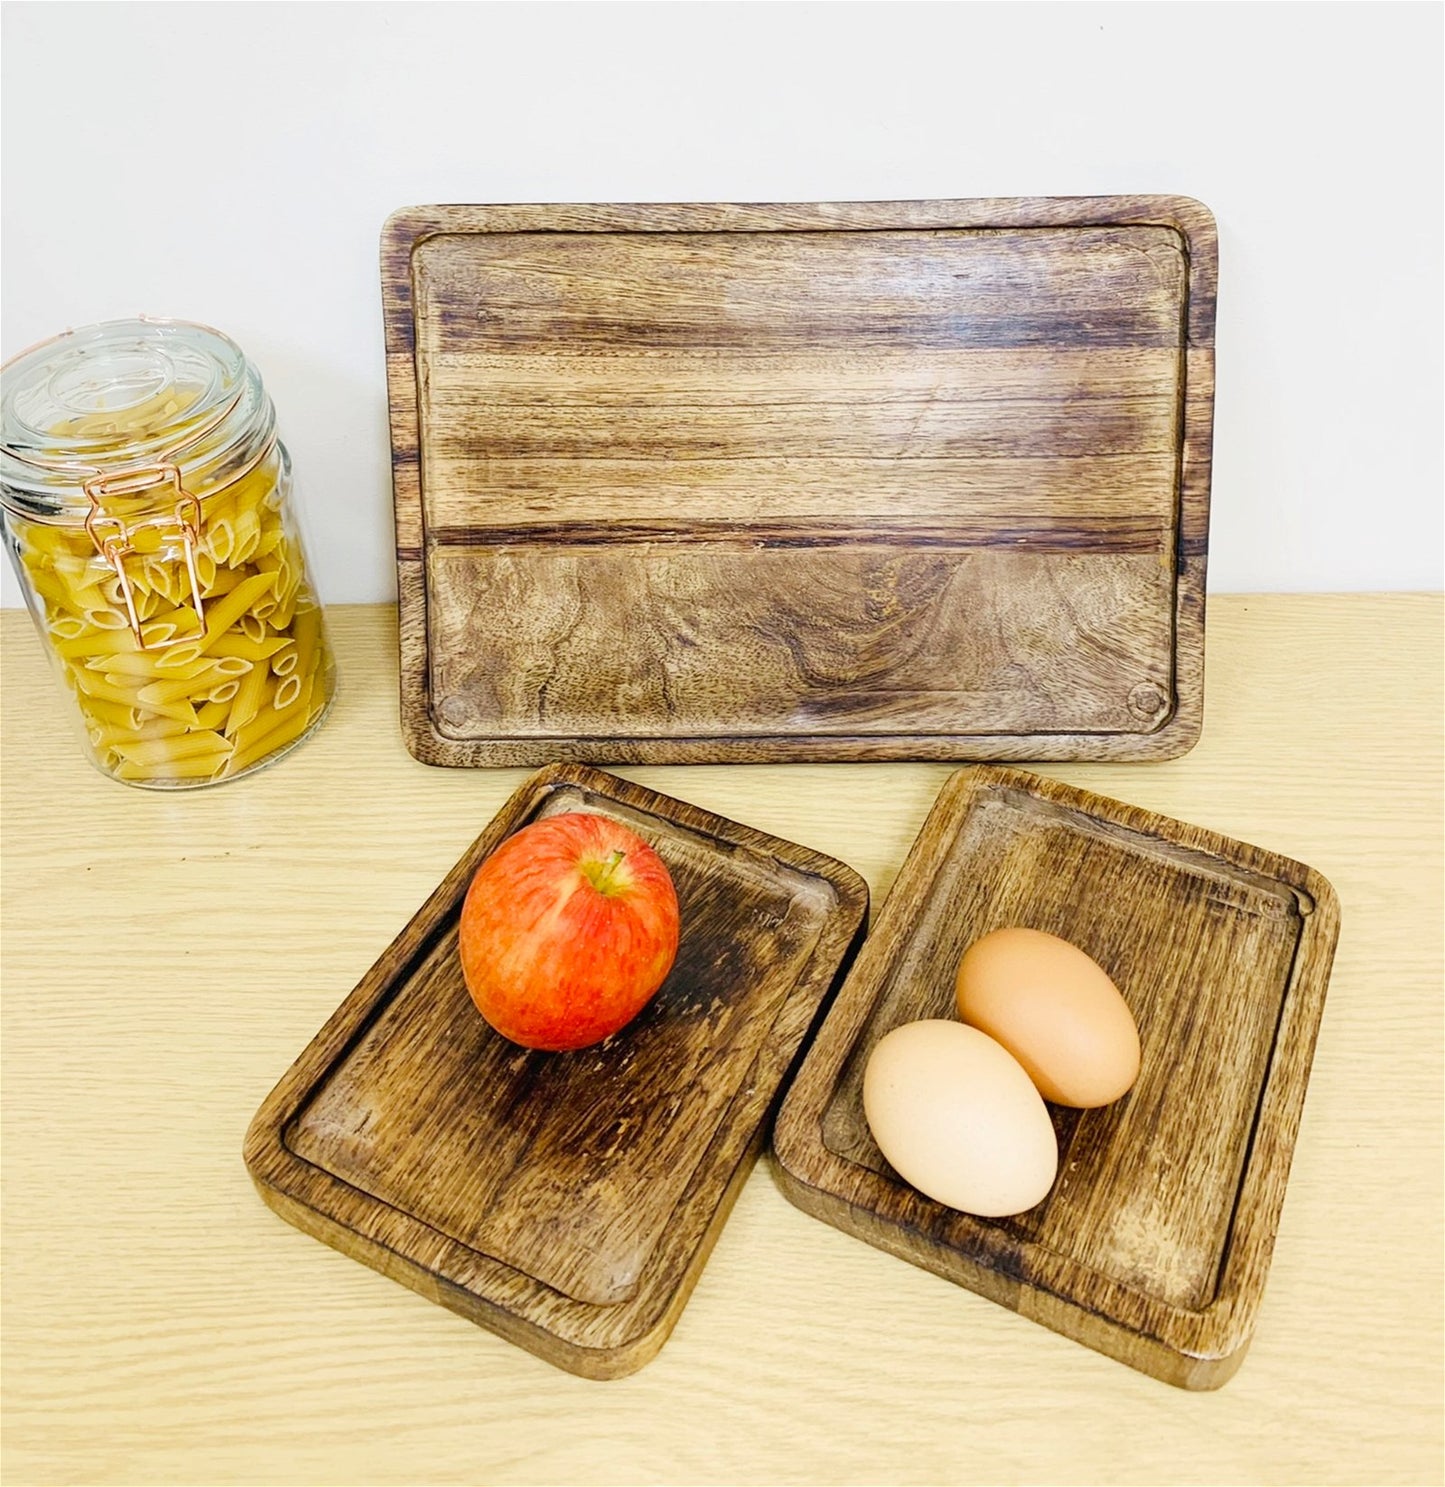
top-left (244, 764), bottom-right (867, 1378)
top-left (382, 196), bottom-right (1216, 766)
top-left (771, 766), bottom-right (1339, 1389)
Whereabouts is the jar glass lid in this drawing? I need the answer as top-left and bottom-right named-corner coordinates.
top-left (0, 317), bottom-right (272, 519)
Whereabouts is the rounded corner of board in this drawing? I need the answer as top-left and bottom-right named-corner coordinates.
top-left (1173, 1334), bottom-right (1253, 1392)
top-left (381, 205), bottom-right (443, 255)
top-left (401, 715), bottom-right (471, 768)
top-left (1157, 194), bottom-right (1217, 239)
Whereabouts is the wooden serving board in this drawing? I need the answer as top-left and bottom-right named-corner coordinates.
top-left (244, 764), bottom-right (867, 1378)
top-left (771, 766), bottom-right (1339, 1390)
top-left (382, 197), bottom-right (1216, 766)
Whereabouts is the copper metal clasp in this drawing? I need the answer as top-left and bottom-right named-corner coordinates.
top-left (83, 463), bottom-right (206, 648)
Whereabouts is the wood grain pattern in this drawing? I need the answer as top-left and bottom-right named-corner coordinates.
top-left (244, 763), bottom-right (867, 1377)
top-left (772, 766), bottom-right (1340, 1389)
top-left (425, 545), bottom-right (1175, 741)
top-left (381, 197), bottom-right (1216, 766)
top-left (2, 597), bottom-right (1439, 1486)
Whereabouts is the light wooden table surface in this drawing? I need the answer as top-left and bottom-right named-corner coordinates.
top-left (2, 595), bottom-right (1440, 1487)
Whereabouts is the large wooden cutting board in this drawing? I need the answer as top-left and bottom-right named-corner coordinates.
top-left (382, 198), bottom-right (1216, 765)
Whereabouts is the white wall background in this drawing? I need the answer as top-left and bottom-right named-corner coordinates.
top-left (2, 0), bottom-right (1440, 608)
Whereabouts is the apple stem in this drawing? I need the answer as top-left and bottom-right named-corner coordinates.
top-left (591, 849), bottom-right (627, 895)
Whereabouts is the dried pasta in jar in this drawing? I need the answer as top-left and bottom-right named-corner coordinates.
top-left (1, 318), bottom-right (334, 787)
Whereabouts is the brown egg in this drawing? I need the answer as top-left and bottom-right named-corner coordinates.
top-left (955, 927), bottom-right (1140, 1108)
top-left (862, 1020), bottom-right (1059, 1217)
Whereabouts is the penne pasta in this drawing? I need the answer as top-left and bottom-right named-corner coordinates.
top-left (93, 715), bottom-right (190, 749)
top-left (207, 517), bottom-right (236, 565)
top-left (112, 729), bottom-right (230, 768)
top-left (115, 753), bottom-right (234, 782)
top-left (268, 585), bottom-right (298, 632)
top-left (136, 657), bottom-right (248, 708)
top-left (79, 697), bottom-right (145, 730)
top-left (194, 699), bottom-right (230, 730)
top-left (225, 655), bottom-right (272, 735)
top-left (27, 523), bottom-right (81, 559)
top-left (93, 648), bottom-right (209, 681)
top-left (55, 626), bottom-right (140, 660)
top-left (200, 564), bottom-right (242, 598)
top-left (50, 548), bottom-right (99, 584)
top-left (288, 603), bottom-right (319, 686)
top-left (29, 567), bottom-right (71, 610)
top-left (135, 586), bottom-right (167, 621)
top-left (82, 606), bottom-right (131, 632)
top-left (153, 641), bottom-right (207, 669)
top-left (70, 667), bottom-right (201, 726)
top-left (207, 632), bottom-right (288, 662)
top-left (140, 621), bottom-right (178, 648)
top-left (224, 681), bottom-right (314, 775)
top-left (146, 603), bottom-right (204, 640)
top-left (197, 571), bottom-right (276, 651)
top-left (5, 412), bottom-right (332, 786)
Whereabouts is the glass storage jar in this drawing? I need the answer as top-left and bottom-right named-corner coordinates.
top-left (1, 317), bottom-right (335, 787)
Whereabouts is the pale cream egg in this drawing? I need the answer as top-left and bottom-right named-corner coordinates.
top-left (862, 1019), bottom-right (1059, 1217)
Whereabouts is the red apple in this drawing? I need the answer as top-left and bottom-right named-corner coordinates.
top-left (458, 811), bottom-right (681, 1052)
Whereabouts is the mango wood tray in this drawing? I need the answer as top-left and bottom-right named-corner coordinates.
top-left (382, 196), bottom-right (1216, 766)
top-left (244, 764), bottom-right (868, 1378)
top-left (771, 766), bottom-right (1339, 1389)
